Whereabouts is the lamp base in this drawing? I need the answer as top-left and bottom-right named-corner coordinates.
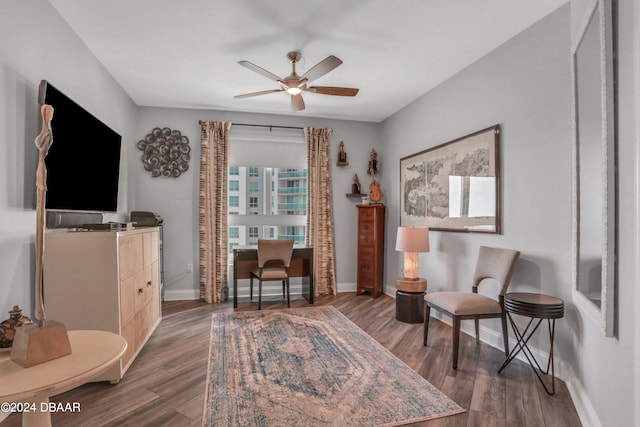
top-left (10, 321), bottom-right (71, 368)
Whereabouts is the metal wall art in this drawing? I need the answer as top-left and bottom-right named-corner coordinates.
top-left (138, 127), bottom-right (190, 177)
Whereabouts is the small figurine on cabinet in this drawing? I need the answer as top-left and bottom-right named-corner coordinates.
top-left (337, 141), bottom-right (348, 166)
top-left (352, 174), bottom-right (362, 194)
top-left (368, 149), bottom-right (378, 175)
top-left (369, 179), bottom-right (383, 203)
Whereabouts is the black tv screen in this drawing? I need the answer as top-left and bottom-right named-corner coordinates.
top-left (38, 80), bottom-right (122, 212)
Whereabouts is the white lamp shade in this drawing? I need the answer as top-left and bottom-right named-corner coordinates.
top-left (395, 226), bottom-right (430, 252)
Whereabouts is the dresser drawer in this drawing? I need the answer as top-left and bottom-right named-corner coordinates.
top-left (358, 221), bottom-right (375, 244)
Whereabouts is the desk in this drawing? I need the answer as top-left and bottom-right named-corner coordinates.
top-left (233, 247), bottom-right (314, 309)
top-left (0, 330), bottom-right (127, 427)
top-left (497, 292), bottom-right (564, 395)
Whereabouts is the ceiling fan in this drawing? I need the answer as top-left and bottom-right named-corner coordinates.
top-left (234, 51), bottom-right (359, 111)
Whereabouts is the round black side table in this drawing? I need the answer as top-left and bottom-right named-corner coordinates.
top-left (497, 292), bottom-right (564, 395)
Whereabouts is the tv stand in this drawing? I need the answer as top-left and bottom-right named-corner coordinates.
top-left (43, 227), bottom-right (161, 382)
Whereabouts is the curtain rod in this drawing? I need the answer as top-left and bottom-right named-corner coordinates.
top-left (198, 121), bottom-right (304, 131)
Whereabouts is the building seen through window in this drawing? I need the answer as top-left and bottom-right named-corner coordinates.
top-left (227, 167), bottom-right (307, 260)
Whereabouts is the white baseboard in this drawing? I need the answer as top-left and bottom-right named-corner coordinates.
top-left (338, 282), bottom-right (357, 292)
top-left (564, 374), bottom-right (602, 427)
top-left (163, 288), bottom-right (199, 301)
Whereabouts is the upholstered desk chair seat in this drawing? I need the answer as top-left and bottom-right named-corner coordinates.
top-left (250, 239), bottom-right (294, 310)
top-left (423, 246), bottom-right (520, 369)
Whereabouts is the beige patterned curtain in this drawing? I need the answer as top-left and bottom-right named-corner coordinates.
top-left (199, 121), bottom-right (232, 303)
top-left (305, 127), bottom-right (337, 296)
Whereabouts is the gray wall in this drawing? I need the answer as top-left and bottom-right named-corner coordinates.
top-left (0, 1), bottom-right (138, 319)
top-left (379, 4), bottom-right (639, 426)
top-left (131, 108), bottom-right (381, 298)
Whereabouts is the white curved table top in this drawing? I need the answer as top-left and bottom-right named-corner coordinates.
top-left (0, 330), bottom-right (127, 401)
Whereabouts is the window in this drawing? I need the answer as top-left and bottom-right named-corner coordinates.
top-left (229, 196), bottom-right (239, 207)
top-left (229, 180), bottom-right (239, 191)
top-left (227, 127), bottom-right (307, 268)
top-left (229, 227), bottom-right (239, 238)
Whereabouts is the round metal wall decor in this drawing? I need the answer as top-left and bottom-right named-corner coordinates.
top-left (137, 127), bottom-right (190, 177)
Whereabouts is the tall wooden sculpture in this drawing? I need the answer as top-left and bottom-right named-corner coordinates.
top-left (11, 104), bottom-right (71, 367)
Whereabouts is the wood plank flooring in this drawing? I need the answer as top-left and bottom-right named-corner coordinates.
top-left (1, 293), bottom-right (582, 426)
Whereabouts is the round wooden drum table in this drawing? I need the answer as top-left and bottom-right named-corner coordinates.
top-left (497, 292), bottom-right (564, 395)
top-left (395, 278), bottom-right (427, 323)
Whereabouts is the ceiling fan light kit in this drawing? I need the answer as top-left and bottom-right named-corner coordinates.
top-left (235, 51), bottom-right (359, 111)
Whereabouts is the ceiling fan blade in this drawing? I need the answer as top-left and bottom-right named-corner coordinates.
top-left (291, 93), bottom-right (305, 111)
top-left (306, 86), bottom-right (359, 96)
top-left (300, 55), bottom-right (343, 83)
top-left (234, 89), bottom-right (285, 99)
top-left (238, 60), bottom-right (282, 81)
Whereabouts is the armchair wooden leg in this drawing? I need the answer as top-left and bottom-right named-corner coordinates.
top-left (452, 316), bottom-right (461, 370)
top-left (282, 280), bottom-right (285, 299)
top-left (250, 276), bottom-right (253, 301)
top-left (423, 305), bottom-right (431, 346)
top-left (258, 280), bottom-right (263, 310)
top-left (501, 313), bottom-right (509, 355)
top-left (475, 319), bottom-right (480, 345)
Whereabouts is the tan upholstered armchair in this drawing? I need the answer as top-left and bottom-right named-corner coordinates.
top-left (423, 246), bottom-right (520, 369)
top-left (250, 239), bottom-right (294, 310)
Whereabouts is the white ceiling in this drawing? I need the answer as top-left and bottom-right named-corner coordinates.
top-left (48, 0), bottom-right (567, 123)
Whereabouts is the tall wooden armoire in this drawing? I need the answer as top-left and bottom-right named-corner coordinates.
top-left (356, 204), bottom-right (385, 297)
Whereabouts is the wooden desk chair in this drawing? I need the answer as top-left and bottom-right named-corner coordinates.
top-left (423, 246), bottom-right (520, 369)
top-left (250, 239), bottom-right (294, 310)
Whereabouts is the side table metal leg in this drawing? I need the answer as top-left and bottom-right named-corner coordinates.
top-left (498, 315), bottom-right (558, 395)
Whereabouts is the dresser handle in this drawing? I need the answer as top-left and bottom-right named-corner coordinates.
top-left (138, 288), bottom-right (143, 295)
top-left (147, 281), bottom-right (152, 287)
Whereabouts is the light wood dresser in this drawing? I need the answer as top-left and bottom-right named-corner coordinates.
top-left (43, 227), bottom-right (161, 382)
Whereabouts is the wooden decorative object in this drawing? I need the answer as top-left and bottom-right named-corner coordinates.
top-left (0, 306), bottom-right (32, 349)
top-left (352, 174), bottom-right (361, 195)
top-left (10, 321), bottom-right (71, 368)
top-left (337, 141), bottom-right (348, 166)
top-left (369, 179), bottom-right (383, 203)
top-left (10, 104), bottom-right (72, 367)
top-left (367, 149), bottom-right (378, 175)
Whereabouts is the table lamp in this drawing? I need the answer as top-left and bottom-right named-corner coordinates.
top-left (395, 226), bottom-right (430, 280)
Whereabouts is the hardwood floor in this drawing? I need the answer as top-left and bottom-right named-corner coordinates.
top-left (1, 293), bottom-right (582, 426)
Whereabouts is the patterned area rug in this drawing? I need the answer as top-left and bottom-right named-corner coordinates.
top-left (203, 306), bottom-right (464, 426)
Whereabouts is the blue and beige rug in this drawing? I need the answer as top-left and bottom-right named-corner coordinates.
top-left (204, 306), bottom-right (464, 426)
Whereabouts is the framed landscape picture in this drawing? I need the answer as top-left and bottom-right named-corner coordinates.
top-left (400, 125), bottom-right (500, 233)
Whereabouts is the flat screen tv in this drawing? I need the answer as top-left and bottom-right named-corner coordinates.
top-left (38, 80), bottom-right (122, 212)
